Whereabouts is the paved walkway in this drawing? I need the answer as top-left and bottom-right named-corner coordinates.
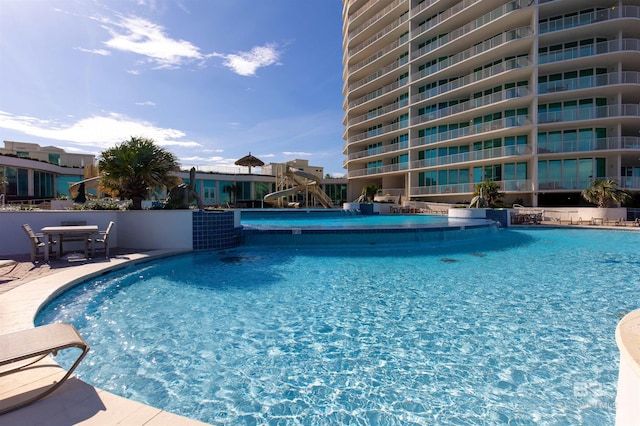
top-left (0, 248), bottom-right (142, 295)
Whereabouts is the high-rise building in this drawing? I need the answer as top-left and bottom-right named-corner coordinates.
top-left (341, 0), bottom-right (640, 207)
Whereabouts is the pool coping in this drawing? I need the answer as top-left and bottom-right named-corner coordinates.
top-left (0, 249), bottom-right (211, 426)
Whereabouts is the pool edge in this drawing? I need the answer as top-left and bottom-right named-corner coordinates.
top-left (0, 248), bottom-right (211, 426)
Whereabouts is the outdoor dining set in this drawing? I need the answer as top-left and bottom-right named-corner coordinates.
top-left (21, 221), bottom-right (114, 263)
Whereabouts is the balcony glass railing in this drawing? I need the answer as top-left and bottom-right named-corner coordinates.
top-left (348, 76), bottom-right (409, 109)
top-left (410, 145), bottom-right (531, 170)
top-left (411, 26), bottom-right (533, 76)
top-left (539, 38), bottom-right (640, 64)
top-left (539, 6), bottom-right (640, 34)
top-left (348, 0), bottom-right (406, 41)
top-left (348, 98), bottom-right (409, 126)
top-left (349, 13), bottom-right (409, 59)
top-left (411, 56), bottom-right (531, 102)
top-left (412, 87), bottom-right (530, 126)
top-left (539, 71), bottom-right (640, 94)
top-left (411, 0), bottom-right (482, 39)
top-left (348, 119), bottom-right (409, 144)
top-left (347, 162), bottom-right (409, 178)
top-left (350, 54), bottom-right (408, 91)
top-left (537, 136), bottom-right (640, 154)
top-left (410, 179), bottom-right (530, 196)
top-left (537, 176), bottom-right (640, 191)
top-left (412, 0), bottom-right (525, 55)
top-left (410, 115), bottom-right (531, 148)
top-left (344, 140), bottom-right (409, 163)
top-left (538, 104), bottom-right (640, 124)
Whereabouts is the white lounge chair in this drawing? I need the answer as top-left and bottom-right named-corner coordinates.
top-left (0, 323), bottom-right (90, 415)
top-left (0, 260), bottom-right (18, 277)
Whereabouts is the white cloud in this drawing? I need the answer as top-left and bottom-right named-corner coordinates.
top-left (213, 44), bottom-right (281, 76)
top-left (0, 110), bottom-right (201, 150)
top-left (283, 151), bottom-right (312, 157)
top-left (75, 47), bottom-right (111, 56)
top-left (97, 15), bottom-right (204, 68)
top-left (135, 101), bottom-right (156, 106)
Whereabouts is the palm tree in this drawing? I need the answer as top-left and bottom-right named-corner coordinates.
top-left (361, 183), bottom-right (380, 202)
top-left (98, 136), bottom-right (181, 210)
top-left (473, 179), bottom-right (504, 207)
top-left (581, 179), bottom-right (630, 208)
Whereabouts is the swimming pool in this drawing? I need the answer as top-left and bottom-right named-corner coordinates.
top-left (36, 226), bottom-right (638, 424)
top-left (240, 210), bottom-right (447, 228)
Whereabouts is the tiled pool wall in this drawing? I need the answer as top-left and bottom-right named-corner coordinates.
top-left (192, 210), bottom-right (241, 250)
top-left (485, 209), bottom-right (509, 227)
top-left (241, 222), bottom-right (498, 246)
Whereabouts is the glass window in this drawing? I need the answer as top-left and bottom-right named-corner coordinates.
top-left (564, 159), bottom-right (577, 187)
top-left (596, 158), bottom-right (606, 178)
top-left (578, 158), bottom-right (593, 186)
top-left (48, 154), bottom-right (61, 165)
top-left (34, 171), bottom-right (54, 198)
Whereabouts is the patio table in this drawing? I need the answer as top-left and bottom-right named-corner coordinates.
top-left (41, 225), bottom-right (98, 262)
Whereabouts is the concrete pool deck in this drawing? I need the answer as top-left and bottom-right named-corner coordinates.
top-left (0, 249), bottom-right (209, 426)
top-left (1, 222), bottom-right (639, 424)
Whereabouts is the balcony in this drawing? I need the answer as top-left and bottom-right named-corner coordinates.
top-left (348, 76), bottom-right (409, 109)
top-left (539, 71), bottom-right (640, 95)
top-left (539, 38), bottom-right (640, 65)
top-left (411, 0), bottom-right (482, 39)
top-left (411, 115), bottom-right (532, 148)
top-left (412, 0), bottom-right (526, 56)
top-left (347, 162), bottom-right (409, 178)
top-left (411, 87), bottom-right (530, 127)
top-left (539, 6), bottom-right (640, 34)
top-left (349, 54), bottom-right (408, 92)
top-left (349, 13), bottom-right (409, 59)
top-left (411, 145), bottom-right (532, 170)
top-left (348, 0), bottom-right (407, 41)
top-left (411, 56), bottom-right (531, 103)
top-left (411, 179), bottom-right (531, 196)
top-left (348, 119), bottom-right (409, 144)
top-left (344, 140), bottom-right (409, 164)
top-left (538, 104), bottom-right (640, 125)
top-left (537, 137), bottom-right (640, 154)
top-left (411, 26), bottom-right (533, 76)
top-left (348, 98), bottom-right (408, 126)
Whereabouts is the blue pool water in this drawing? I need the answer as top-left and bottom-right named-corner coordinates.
top-left (240, 211), bottom-right (447, 228)
top-left (37, 228), bottom-right (640, 424)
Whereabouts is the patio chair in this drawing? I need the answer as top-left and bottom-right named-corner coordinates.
top-left (0, 323), bottom-right (90, 415)
top-left (21, 224), bottom-right (56, 263)
top-left (90, 221), bottom-right (114, 258)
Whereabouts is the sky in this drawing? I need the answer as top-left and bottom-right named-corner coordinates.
top-left (0, 0), bottom-right (347, 176)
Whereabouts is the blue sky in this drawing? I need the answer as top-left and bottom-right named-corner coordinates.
top-left (0, 0), bottom-right (347, 176)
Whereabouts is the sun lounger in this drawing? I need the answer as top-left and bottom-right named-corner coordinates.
top-left (0, 260), bottom-right (18, 276)
top-left (0, 323), bottom-right (90, 415)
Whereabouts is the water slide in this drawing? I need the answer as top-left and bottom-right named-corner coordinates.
top-left (264, 168), bottom-right (333, 208)
top-left (68, 176), bottom-right (103, 198)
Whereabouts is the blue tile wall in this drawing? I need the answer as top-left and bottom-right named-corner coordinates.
top-left (485, 209), bottom-right (508, 227)
top-left (192, 210), bottom-right (241, 250)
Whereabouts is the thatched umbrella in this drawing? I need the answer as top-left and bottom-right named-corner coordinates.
top-left (235, 152), bottom-right (264, 174)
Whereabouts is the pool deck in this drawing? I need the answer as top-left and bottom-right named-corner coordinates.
top-left (0, 249), bottom-right (210, 426)
top-left (1, 222), bottom-right (639, 425)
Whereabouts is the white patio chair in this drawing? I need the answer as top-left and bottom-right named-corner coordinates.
top-left (21, 224), bottom-right (56, 263)
top-left (90, 221), bottom-right (114, 258)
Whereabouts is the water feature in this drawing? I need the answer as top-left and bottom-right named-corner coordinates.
top-left (36, 227), bottom-right (639, 424)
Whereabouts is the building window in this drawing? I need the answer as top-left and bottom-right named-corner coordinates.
top-left (48, 153), bottom-right (61, 165)
top-left (34, 171), bottom-right (54, 198)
